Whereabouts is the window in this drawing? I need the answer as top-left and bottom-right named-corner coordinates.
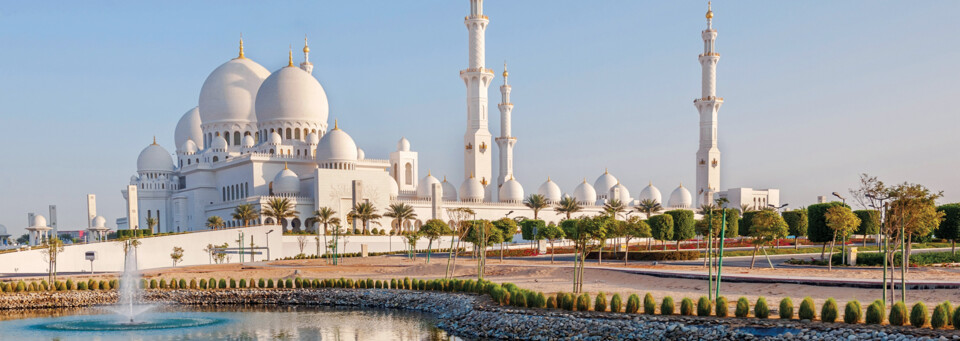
top-left (213, 156), bottom-right (219, 162)
top-left (234, 131), bottom-right (241, 145)
top-left (295, 129), bottom-right (301, 140)
top-left (286, 128), bottom-right (292, 140)
top-left (405, 163), bottom-right (413, 185)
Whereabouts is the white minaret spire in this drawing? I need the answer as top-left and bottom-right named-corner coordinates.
top-left (496, 61), bottom-right (516, 190)
top-left (300, 35), bottom-right (313, 74)
top-left (694, 2), bottom-right (722, 208)
top-left (461, 0), bottom-right (494, 192)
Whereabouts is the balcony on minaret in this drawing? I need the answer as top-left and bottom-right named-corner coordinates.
top-left (698, 52), bottom-right (720, 58)
top-left (693, 96), bottom-right (724, 103)
top-left (460, 67), bottom-right (495, 75)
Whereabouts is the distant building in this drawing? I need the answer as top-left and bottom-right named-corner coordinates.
top-left (719, 188), bottom-right (780, 211)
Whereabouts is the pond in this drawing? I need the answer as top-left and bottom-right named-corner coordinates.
top-left (0, 305), bottom-right (461, 340)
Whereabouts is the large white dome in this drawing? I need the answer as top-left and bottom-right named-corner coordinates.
top-left (315, 126), bottom-right (358, 162)
top-left (92, 216), bottom-right (107, 228)
top-left (137, 142), bottom-right (175, 172)
top-left (499, 177), bottom-right (524, 203)
top-left (638, 182), bottom-right (663, 204)
top-left (668, 183), bottom-right (693, 209)
top-left (460, 175), bottom-right (485, 202)
top-left (537, 177), bottom-right (562, 203)
top-left (273, 166), bottom-right (300, 195)
top-left (198, 57), bottom-right (270, 125)
top-left (386, 174), bottom-right (400, 198)
top-left (175, 107), bottom-right (203, 150)
top-left (593, 170), bottom-right (618, 198)
top-left (255, 66), bottom-right (329, 128)
top-left (572, 179), bottom-right (597, 205)
top-left (32, 215), bottom-right (47, 228)
top-left (441, 177), bottom-right (458, 201)
top-left (609, 182), bottom-right (631, 204)
top-left (417, 173), bottom-right (442, 199)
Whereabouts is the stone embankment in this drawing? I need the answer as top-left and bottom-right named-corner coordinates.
top-left (1, 289), bottom-right (954, 340)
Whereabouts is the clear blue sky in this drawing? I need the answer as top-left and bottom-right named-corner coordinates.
top-left (1, 1), bottom-right (958, 236)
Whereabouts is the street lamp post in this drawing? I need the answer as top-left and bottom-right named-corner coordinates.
top-left (866, 193), bottom-right (891, 305)
top-left (265, 229), bottom-right (274, 262)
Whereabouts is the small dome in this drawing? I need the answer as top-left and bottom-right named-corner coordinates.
top-left (180, 139), bottom-right (198, 154)
top-left (93, 216), bottom-right (106, 228)
top-left (537, 177), bottom-right (562, 203)
top-left (459, 175), bottom-right (485, 202)
top-left (137, 142), bottom-right (175, 172)
top-left (242, 135), bottom-right (255, 148)
top-left (268, 131), bottom-right (282, 145)
top-left (255, 66), bottom-right (329, 127)
top-left (638, 182), bottom-right (663, 205)
top-left (32, 215), bottom-right (47, 228)
top-left (416, 172), bottom-right (442, 199)
top-left (307, 132), bottom-right (319, 145)
top-left (609, 182), bottom-right (631, 204)
top-left (174, 107), bottom-right (203, 150)
top-left (386, 174), bottom-right (400, 198)
top-left (572, 179), bottom-right (597, 205)
top-left (357, 148), bottom-right (365, 160)
top-left (499, 177), bottom-right (524, 203)
top-left (129, 175), bottom-right (139, 184)
top-left (316, 126), bottom-right (358, 162)
top-left (441, 177), bottom-right (458, 201)
top-left (198, 57), bottom-right (270, 126)
top-left (593, 170), bottom-right (618, 198)
top-left (668, 183), bottom-right (693, 209)
top-left (273, 166), bottom-right (300, 195)
top-left (397, 137), bottom-right (411, 152)
top-left (211, 135), bottom-right (228, 151)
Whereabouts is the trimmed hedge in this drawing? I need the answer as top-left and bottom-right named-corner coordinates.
top-left (644, 293), bottom-right (656, 314)
top-left (594, 293), bottom-right (607, 312)
top-left (610, 294), bottom-right (622, 313)
top-left (783, 209), bottom-right (808, 239)
top-left (735, 297), bottom-right (750, 318)
top-left (932, 304), bottom-right (948, 329)
top-left (845, 300), bottom-right (862, 324)
top-left (626, 294), bottom-right (640, 314)
top-left (665, 210), bottom-right (696, 243)
top-left (910, 302), bottom-right (927, 328)
top-left (755, 297), bottom-right (769, 319)
top-left (779, 298), bottom-right (794, 320)
top-left (661, 296), bottom-right (675, 315)
top-left (890, 301), bottom-right (908, 326)
top-left (696, 296), bottom-right (711, 316)
top-left (715, 296), bottom-right (729, 318)
top-left (680, 297), bottom-right (695, 316)
top-left (586, 250), bottom-right (700, 261)
top-left (822, 298), bottom-right (838, 323)
top-left (799, 297), bottom-right (816, 320)
top-left (866, 300), bottom-right (885, 324)
top-left (807, 202), bottom-right (849, 244)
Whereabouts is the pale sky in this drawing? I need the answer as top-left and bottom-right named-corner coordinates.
top-left (1, 1), bottom-right (958, 237)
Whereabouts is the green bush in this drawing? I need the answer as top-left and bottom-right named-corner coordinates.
top-left (779, 298), bottom-right (794, 319)
top-left (626, 294), bottom-right (640, 314)
top-left (588, 250), bottom-right (701, 261)
top-left (403, 277), bottom-right (411, 290)
top-left (695, 296), bottom-right (711, 316)
top-left (199, 279), bottom-right (207, 289)
top-left (295, 278), bottom-right (303, 288)
top-left (798, 297), bottom-right (815, 321)
top-left (285, 279), bottom-right (293, 288)
top-left (66, 279), bottom-right (74, 290)
top-left (610, 294), bottom-right (622, 313)
top-left (665, 209), bottom-right (696, 244)
top-left (390, 279), bottom-right (397, 289)
top-left (649, 214), bottom-right (674, 243)
top-left (77, 281), bottom-right (87, 290)
top-left (375, 280), bottom-right (383, 289)
top-left (932, 304), bottom-right (948, 329)
top-left (821, 298), bottom-right (838, 323)
top-left (218, 278), bottom-right (227, 289)
top-left (910, 302), bottom-right (927, 328)
top-left (953, 306), bottom-right (960, 329)
top-left (938, 301), bottom-right (953, 326)
top-left (661, 297), bottom-right (675, 315)
top-left (562, 293), bottom-right (575, 311)
top-left (267, 279), bottom-right (275, 288)
top-left (535, 292), bottom-right (547, 308)
top-left (716, 296), bottom-right (729, 317)
top-left (807, 202), bottom-right (848, 244)
top-left (547, 296), bottom-right (558, 309)
top-left (87, 279), bottom-right (95, 291)
top-left (889, 301), bottom-right (907, 326)
top-left (366, 279), bottom-right (374, 289)
top-left (866, 300), bottom-right (885, 324)
top-left (735, 297), bottom-right (750, 318)
top-left (278, 279), bottom-right (286, 288)
top-left (150, 279), bottom-right (158, 289)
top-left (209, 278), bottom-right (217, 289)
top-left (159, 279), bottom-right (168, 289)
top-left (170, 279), bottom-right (178, 289)
top-left (594, 292), bottom-right (608, 312)
top-left (577, 293), bottom-right (591, 312)
top-left (644, 293), bottom-right (656, 314)
top-left (783, 209), bottom-right (808, 239)
top-left (680, 297), bottom-right (695, 316)
top-left (239, 279), bottom-right (246, 288)
top-left (515, 292), bottom-right (527, 308)
top-left (189, 279), bottom-right (197, 289)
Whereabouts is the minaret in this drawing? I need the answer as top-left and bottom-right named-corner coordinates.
top-left (300, 36), bottom-right (313, 74)
top-left (495, 61), bottom-right (516, 190)
top-left (694, 2), bottom-right (723, 208)
top-left (461, 0), bottom-right (494, 190)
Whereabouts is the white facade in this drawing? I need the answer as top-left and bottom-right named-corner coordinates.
top-left (719, 188), bottom-right (781, 211)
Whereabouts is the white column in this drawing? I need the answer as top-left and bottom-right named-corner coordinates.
top-left (461, 0), bottom-right (494, 191)
top-left (495, 63), bottom-right (516, 190)
top-left (694, 3), bottom-right (722, 208)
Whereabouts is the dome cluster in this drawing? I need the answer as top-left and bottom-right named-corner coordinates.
top-left (525, 170), bottom-right (690, 209)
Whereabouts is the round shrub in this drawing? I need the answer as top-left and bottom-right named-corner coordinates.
top-left (150, 279), bottom-right (158, 289)
top-left (312, 279), bottom-right (319, 288)
top-left (779, 298), bottom-right (794, 320)
top-left (716, 296), bottom-right (729, 318)
top-left (40, 280), bottom-right (48, 291)
top-left (610, 294), bottom-right (623, 313)
top-left (696, 296), bottom-right (712, 317)
top-left (577, 293), bottom-right (591, 312)
top-left (295, 278), bottom-right (303, 288)
top-left (189, 279), bottom-right (197, 289)
top-left (15, 281), bottom-right (25, 292)
top-left (594, 292), bottom-right (608, 312)
top-left (390, 279), bottom-right (397, 289)
top-left (735, 297), bottom-right (750, 318)
top-left (910, 302), bottom-right (927, 328)
top-left (285, 279), bottom-right (293, 288)
top-left (821, 298), bottom-right (838, 323)
top-left (77, 281), bottom-right (87, 290)
top-left (680, 297), bottom-right (695, 316)
top-left (562, 293), bottom-right (575, 311)
top-left (932, 304), bottom-right (948, 329)
top-left (889, 301), bottom-right (907, 326)
top-left (66, 279), bottom-right (74, 290)
top-left (844, 300), bottom-right (862, 324)
top-left (170, 279), bottom-right (178, 289)
top-left (87, 279), bottom-right (96, 291)
top-left (953, 306), bottom-right (960, 328)
top-left (403, 277), bottom-right (411, 289)
top-left (209, 278), bottom-right (216, 289)
top-left (230, 278), bottom-right (237, 289)
top-left (866, 300), bottom-right (885, 324)
top-left (259, 278), bottom-right (266, 288)
top-left (660, 297), bottom-right (675, 315)
top-left (515, 292), bottom-right (527, 308)
top-left (375, 280), bottom-right (382, 289)
top-left (100, 280), bottom-right (108, 290)
top-left (547, 296), bottom-right (558, 309)
top-left (219, 278), bottom-right (228, 289)
top-left (643, 293), bottom-right (656, 314)
top-left (626, 294), bottom-right (640, 314)
top-left (159, 279), bottom-right (168, 289)
top-left (798, 297), bottom-right (816, 321)
top-left (239, 279), bottom-right (246, 289)
top-left (199, 279), bottom-right (207, 289)
top-left (938, 301), bottom-right (953, 326)
top-left (278, 279), bottom-right (286, 289)
top-left (535, 292), bottom-right (547, 309)
top-left (366, 279), bottom-right (374, 288)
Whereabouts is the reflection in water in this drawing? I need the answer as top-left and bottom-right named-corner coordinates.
top-left (0, 305), bottom-right (462, 341)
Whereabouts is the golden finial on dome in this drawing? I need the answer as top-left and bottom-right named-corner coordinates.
top-left (238, 35), bottom-right (245, 59)
top-left (333, 119), bottom-right (339, 130)
top-left (583, 178), bottom-right (587, 183)
top-left (604, 168), bottom-right (609, 174)
top-left (428, 170), bottom-right (432, 176)
top-left (706, 2), bottom-right (713, 19)
top-left (470, 172), bottom-right (475, 179)
top-left (284, 162), bottom-right (288, 170)
top-left (547, 176), bottom-right (551, 182)
top-left (287, 45), bottom-right (294, 67)
top-left (443, 175), bottom-right (447, 182)
top-left (152, 136), bottom-right (157, 145)
top-left (502, 60), bottom-right (508, 78)
top-left (303, 35), bottom-right (310, 53)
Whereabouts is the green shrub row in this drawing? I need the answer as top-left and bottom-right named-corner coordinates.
top-left (0, 278), bottom-right (117, 292)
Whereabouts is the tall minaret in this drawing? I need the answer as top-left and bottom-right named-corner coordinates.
top-left (496, 62), bottom-right (516, 189)
top-left (694, 2), bottom-right (723, 208)
top-left (461, 0), bottom-right (494, 189)
top-left (300, 36), bottom-right (313, 74)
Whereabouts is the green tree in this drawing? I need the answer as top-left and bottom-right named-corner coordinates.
top-left (206, 216), bottom-right (225, 230)
top-left (347, 201), bottom-right (381, 235)
top-left (145, 217), bottom-right (158, 234)
top-left (444, 207), bottom-right (475, 279)
top-left (782, 209), bottom-right (808, 249)
top-left (536, 222), bottom-right (566, 263)
top-left (853, 210), bottom-right (880, 247)
top-left (807, 202), bottom-right (849, 260)
top-left (555, 197), bottom-right (581, 219)
top-left (562, 216), bottom-right (610, 293)
top-left (523, 194), bottom-right (548, 220)
top-left (936, 204), bottom-right (960, 254)
top-left (622, 217), bottom-right (651, 264)
top-left (648, 214), bottom-right (674, 250)
top-left (887, 183), bottom-right (944, 281)
top-left (749, 210), bottom-right (788, 269)
top-left (170, 246), bottom-right (184, 267)
top-left (492, 218), bottom-right (517, 262)
top-left (520, 219), bottom-right (545, 250)
top-left (665, 210), bottom-right (695, 251)
top-left (262, 197), bottom-right (299, 231)
top-left (384, 202), bottom-right (417, 234)
top-left (636, 199), bottom-right (662, 219)
top-left (232, 204), bottom-right (260, 227)
top-left (825, 206), bottom-right (861, 270)
top-left (603, 198), bottom-right (626, 219)
top-left (312, 207), bottom-right (338, 260)
top-left (419, 219), bottom-right (451, 263)
top-left (464, 220), bottom-right (497, 280)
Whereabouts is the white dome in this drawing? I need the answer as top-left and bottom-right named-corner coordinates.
top-left (130, 175), bottom-right (140, 184)
top-left (93, 216), bottom-right (106, 228)
top-left (198, 57), bottom-right (270, 125)
top-left (137, 142), bottom-right (175, 172)
top-left (316, 127), bottom-right (358, 162)
top-left (175, 107), bottom-right (203, 150)
top-left (537, 177), bottom-right (562, 203)
top-left (441, 177), bottom-right (458, 201)
top-left (638, 182), bottom-right (663, 204)
top-left (386, 174), bottom-right (400, 198)
top-left (180, 139), bottom-right (198, 154)
top-left (459, 176), bottom-right (485, 202)
top-left (572, 179), bottom-right (597, 205)
top-left (398, 137), bottom-right (411, 151)
top-left (211, 135), bottom-right (228, 151)
top-left (668, 183), bottom-right (693, 209)
top-left (242, 135), bottom-right (255, 148)
top-left (0, 224), bottom-right (7, 235)
top-left (417, 173), bottom-right (442, 199)
top-left (255, 66), bottom-right (329, 127)
top-left (273, 166), bottom-right (300, 195)
top-left (593, 170), bottom-right (618, 198)
top-left (268, 131), bottom-right (282, 145)
top-left (499, 177), bottom-right (524, 203)
top-left (307, 132), bottom-right (319, 145)
top-left (32, 215), bottom-right (47, 228)
top-left (609, 182), bottom-right (631, 204)
top-left (357, 148), bottom-right (365, 160)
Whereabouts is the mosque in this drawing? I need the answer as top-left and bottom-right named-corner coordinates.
top-left (119, 0), bottom-right (779, 234)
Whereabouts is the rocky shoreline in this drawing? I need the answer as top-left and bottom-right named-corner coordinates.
top-left (0, 289), bottom-right (956, 340)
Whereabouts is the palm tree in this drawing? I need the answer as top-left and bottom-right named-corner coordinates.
top-left (232, 204), bottom-right (260, 227)
top-left (145, 217), bottom-right (158, 234)
top-left (740, 203), bottom-right (753, 213)
top-left (312, 207), bottom-right (337, 259)
top-left (262, 197), bottom-right (300, 231)
top-left (348, 201), bottom-right (381, 235)
top-left (603, 198), bottom-right (626, 220)
top-left (523, 194), bottom-right (548, 220)
top-left (206, 216), bottom-right (225, 230)
top-left (636, 199), bottom-right (662, 219)
top-left (555, 197), bottom-right (582, 219)
top-left (384, 203), bottom-right (417, 234)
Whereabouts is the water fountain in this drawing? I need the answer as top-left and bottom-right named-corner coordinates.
top-left (109, 240), bottom-right (152, 323)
